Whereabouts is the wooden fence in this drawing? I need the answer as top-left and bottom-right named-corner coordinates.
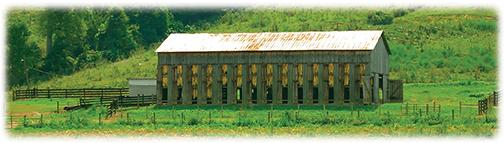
top-left (13, 88), bottom-right (129, 101)
top-left (477, 91), bottom-right (499, 115)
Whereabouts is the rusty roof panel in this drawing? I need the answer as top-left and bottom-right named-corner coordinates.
top-left (155, 31), bottom-right (383, 53)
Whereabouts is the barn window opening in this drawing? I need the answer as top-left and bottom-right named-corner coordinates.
top-left (237, 88), bottom-right (242, 104)
top-left (297, 87), bottom-right (303, 104)
top-left (266, 87), bottom-right (272, 104)
top-left (343, 63), bottom-right (350, 103)
top-left (222, 87), bottom-right (228, 104)
top-left (282, 87), bottom-right (288, 104)
top-left (328, 87), bottom-right (334, 104)
top-left (161, 65), bottom-right (168, 102)
top-left (313, 87), bottom-right (319, 104)
top-left (252, 88), bottom-right (257, 104)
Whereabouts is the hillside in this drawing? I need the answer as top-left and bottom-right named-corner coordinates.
top-left (21, 7), bottom-right (497, 89)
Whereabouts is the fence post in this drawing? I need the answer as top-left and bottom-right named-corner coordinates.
top-left (47, 87), bottom-right (51, 99)
top-left (12, 90), bottom-right (16, 101)
top-left (10, 115), bottom-right (13, 128)
top-left (419, 109), bottom-right (422, 117)
top-left (426, 104), bottom-right (429, 115)
top-left (438, 104), bottom-right (441, 113)
top-left (65, 89), bottom-right (68, 98)
top-left (208, 111), bottom-right (211, 123)
top-left (56, 101), bottom-right (59, 113)
top-left (142, 94), bottom-right (145, 105)
top-left (137, 94), bottom-right (140, 108)
top-left (459, 101), bottom-right (462, 115)
top-left (452, 109), bottom-right (455, 120)
top-left (23, 115), bottom-right (27, 127)
top-left (98, 113), bottom-right (102, 125)
top-left (126, 112), bottom-right (130, 123)
top-left (405, 103), bottom-right (409, 115)
top-left (153, 112), bottom-right (156, 124)
top-left (40, 114), bottom-right (43, 125)
top-left (83, 89), bottom-right (86, 99)
top-left (268, 111), bottom-right (271, 123)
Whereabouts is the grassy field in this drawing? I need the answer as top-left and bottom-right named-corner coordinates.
top-left (7, 81), bottom-right (497, 136)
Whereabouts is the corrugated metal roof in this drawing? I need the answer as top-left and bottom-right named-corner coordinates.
top-left (156, 30), bottom-right (384, 53)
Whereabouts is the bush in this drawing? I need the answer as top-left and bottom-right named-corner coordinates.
top-left (367, 11), bottom-right (394, 25)
top-left (393, 9), bottom-right (409, 17)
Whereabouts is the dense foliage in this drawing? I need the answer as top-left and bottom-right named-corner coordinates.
top-left (6, 8), bottom-right (223, 87)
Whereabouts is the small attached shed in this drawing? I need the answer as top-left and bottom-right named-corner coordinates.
top-left (128, 78), bottom-right (156, 96)
top-left (155, 30), bottom-right (402, 105)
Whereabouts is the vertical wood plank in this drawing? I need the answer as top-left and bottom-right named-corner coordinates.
top-left (319, 64), bottom-right (328, 105)
top-left (212, 64), bottom-right (222, 105)
top-left (182, 64), bottom-right (192, 105)
top-left (242, 64), bottom-right (251, 105)
top-left (334, 64), bottom-right (343, 105)
top-left (272, 64), bottom-right (280, 105)
top-left (373, 73), bottom-right (379, 104)
top-left (287, 64), bottom-right (297, 104)
top-left (257, 64), bottom-right (266, 105)
top-left (303, 64), bottom-right (313, 105)
top-left (349, 63), bottom-right (356, 105)
top-left (167, 65), bottom-right (177, 105)
top-left (227, 64), bottom-right (237, 104)
top-left (197, 65), bottom-right (207, 105)
top-left (383, 74), bottom-right (388, 103)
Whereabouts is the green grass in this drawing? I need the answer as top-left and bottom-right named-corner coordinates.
top-left (8, 81), bottom-right (497, 136)
top-left (8, 98), bottom-right (79, 114)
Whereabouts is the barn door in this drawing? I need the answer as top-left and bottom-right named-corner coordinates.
top-left (362, 76), bottom-right (373, 104)
top-left (387, 80), bottom-right (403, 103)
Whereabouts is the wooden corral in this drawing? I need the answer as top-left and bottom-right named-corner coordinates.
top-left (156, 31), bottom-right (401, 105)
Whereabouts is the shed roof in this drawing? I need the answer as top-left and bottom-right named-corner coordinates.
top-left (156, 30), bottom-right (388, 53)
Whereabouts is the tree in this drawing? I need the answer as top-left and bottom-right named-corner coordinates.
top-left (99, 8), bottom-right (138, 61)
top-left (7, 21), bottom-right (42, 87)
top-left (41, 9), bottom-right (87, 74)
top-left (127, 8), bottom-right (173, 46)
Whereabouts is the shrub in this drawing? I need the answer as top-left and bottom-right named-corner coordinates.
top-left (393, 9), bottom-right (409, 17)
top-left (367, 11), bottom-right (394, 25)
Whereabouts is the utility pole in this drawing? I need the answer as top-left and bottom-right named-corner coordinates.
top-left (21, 59), bottom-right (29, 88)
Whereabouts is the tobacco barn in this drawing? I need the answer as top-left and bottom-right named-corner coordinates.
top-left (155, 30), bottom-right (402, 106)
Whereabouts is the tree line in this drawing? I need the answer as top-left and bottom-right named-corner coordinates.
top-left (7, 8), bottom-right (224, 88)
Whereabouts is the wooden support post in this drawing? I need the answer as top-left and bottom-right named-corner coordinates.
top-left (272, 64), bottom-right (281, 105)
top-left (319, 64), bottom-right (328, 105)
top-left (383, 74), bottom-right (388, 103)
top-left (373, 73), bottom-right (379, 104)
top-left (349, 64), bottom-right (357, 104)
top-left (334, 64), bottom-right (343, 105)
top-left (197, 65), bottom-right (207, 105)
top-left (257, 64), bottom-right (266, 105)
top-left (242, 64), bottom-right (251, 105)
top-left (288, 63), bottom-right (297, 105)
top-left (212, 64), bottom-right (222, 105)
top-left (182, 64), bottom-right (192, 105)
top-left (167, 65), bottom-right (177, 105)
top-left (98, 113), bottom-right (102, 125)
top-left (227, 64), bottom-right (237, 104)
top-left (302, 64), bottom-right (313, 105)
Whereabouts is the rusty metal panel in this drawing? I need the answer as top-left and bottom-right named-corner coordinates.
top-left (156, 31), bottom-right (383, 53)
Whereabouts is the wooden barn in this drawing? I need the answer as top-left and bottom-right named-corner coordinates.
top-left (155, 30), bottom-right (402, 106)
